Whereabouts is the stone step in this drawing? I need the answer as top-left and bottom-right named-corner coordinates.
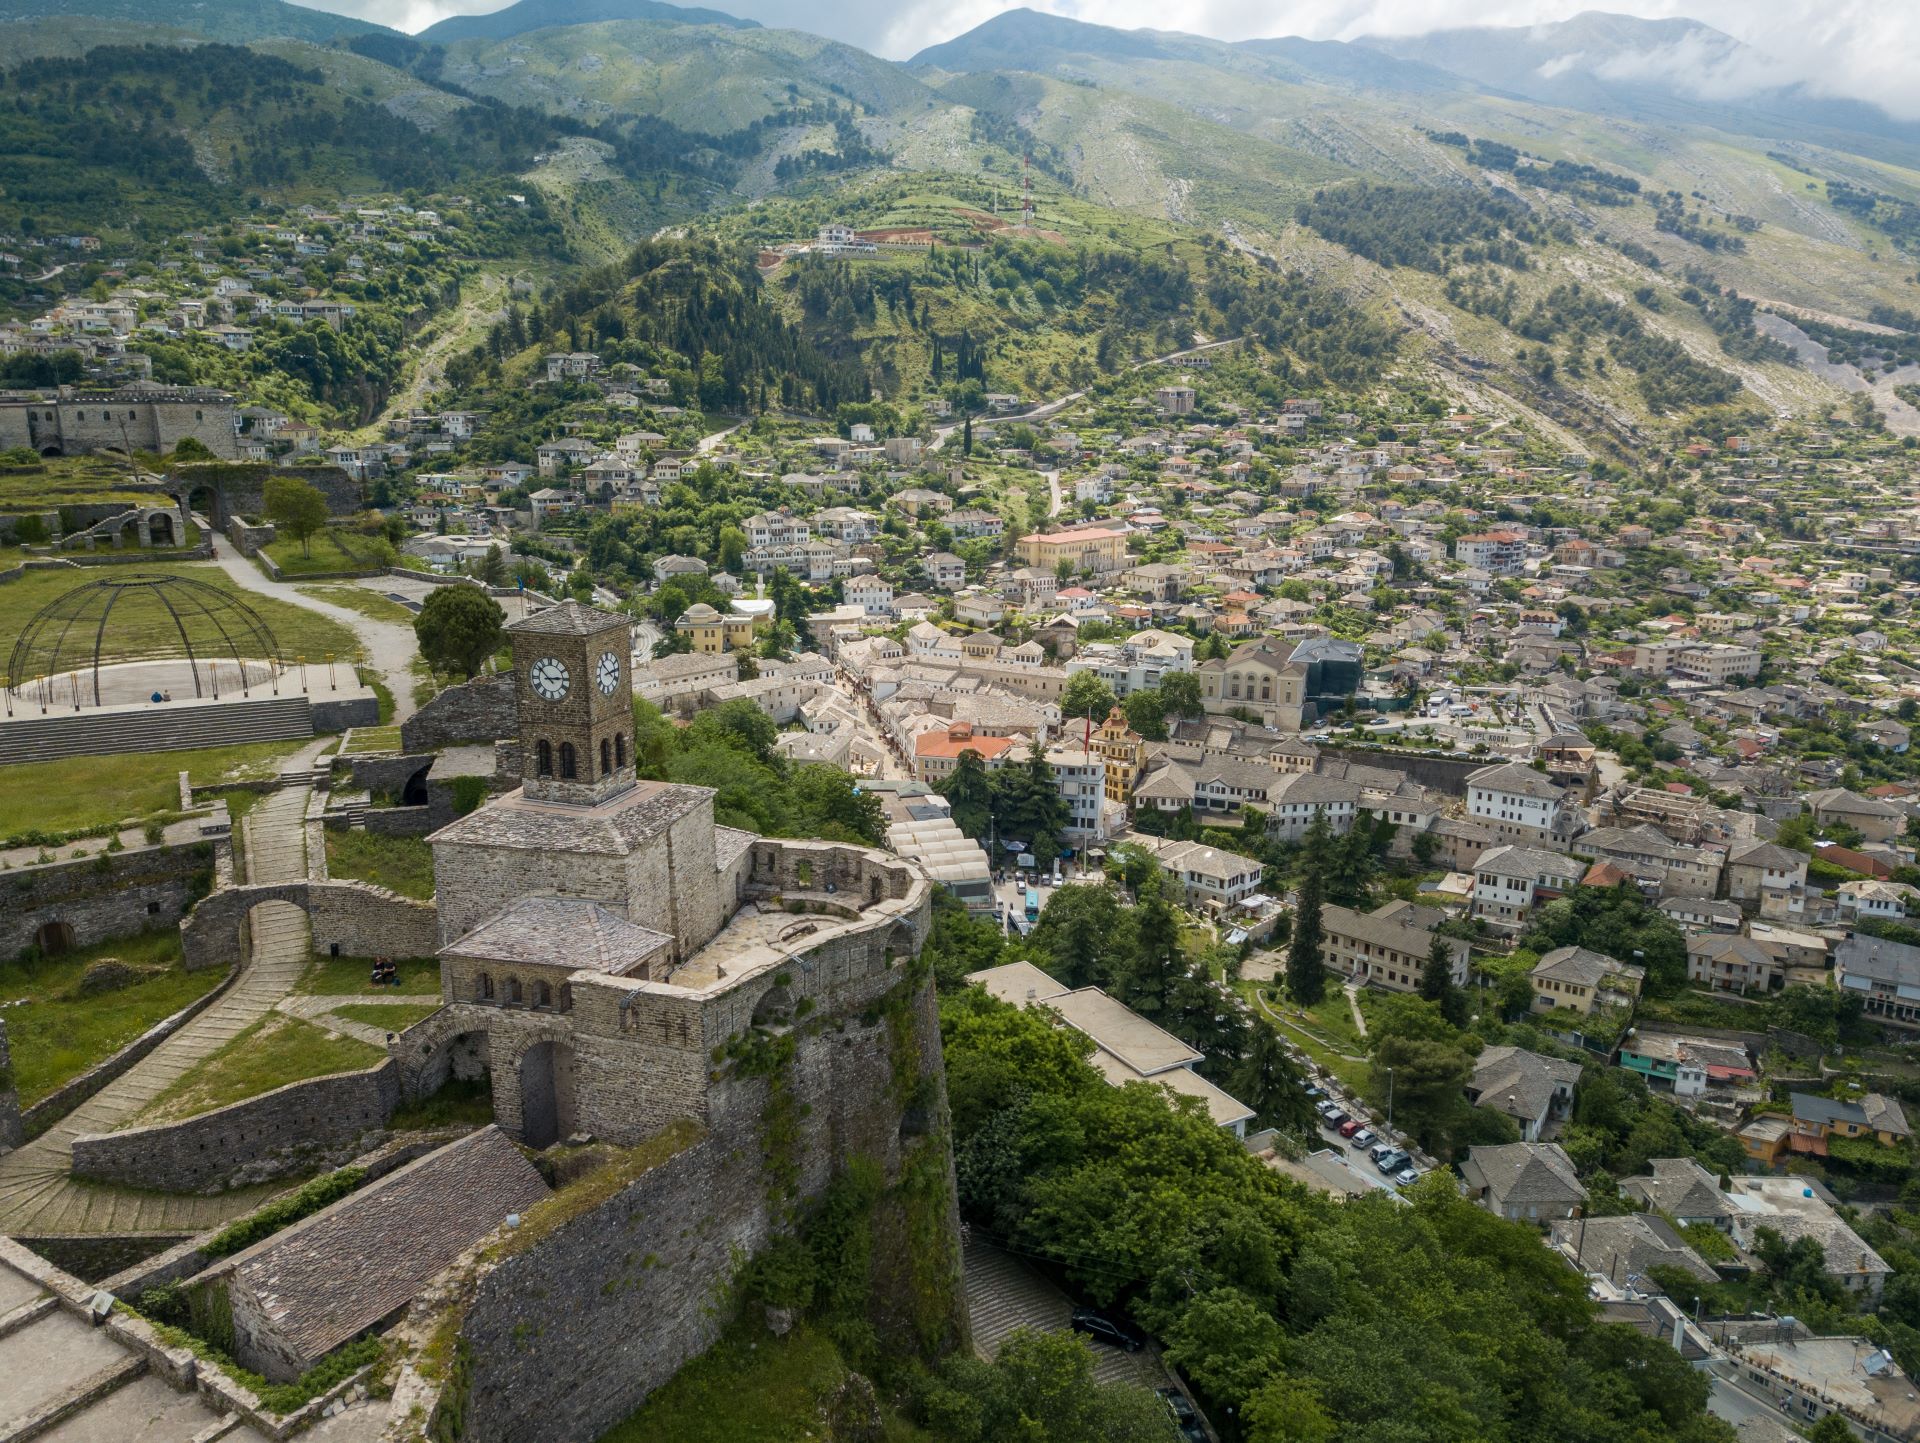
top-left (0, 694), bottom-right (313, 766)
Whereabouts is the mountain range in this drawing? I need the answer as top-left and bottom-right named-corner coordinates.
top-left (3, 0), bottom-right (1919, 440)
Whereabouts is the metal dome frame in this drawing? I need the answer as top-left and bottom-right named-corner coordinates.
top-left (6, 573), bottom-right (283, 708)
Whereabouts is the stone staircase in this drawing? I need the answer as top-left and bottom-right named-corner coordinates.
top-left (0, 694), bottom-right (313, 766)
top-left (961, 1235), bottom-right (1162, 1388)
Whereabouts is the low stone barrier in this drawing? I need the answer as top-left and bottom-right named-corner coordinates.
top-left (70, 1061), bottom-right (400, 1194)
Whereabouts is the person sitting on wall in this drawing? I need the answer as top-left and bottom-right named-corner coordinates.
top-left (151, 690), bottom-right (164, 704)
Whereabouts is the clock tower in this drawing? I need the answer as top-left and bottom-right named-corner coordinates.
top-left (506, 600), bottom-right (636, 806)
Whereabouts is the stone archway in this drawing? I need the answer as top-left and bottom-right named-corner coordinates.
top-left (35, 920), bottom-right (74, 956)
top-left (147, 511), bottom-right (176, 547)
top-left (517, 1040), bottom-right (569, 1149)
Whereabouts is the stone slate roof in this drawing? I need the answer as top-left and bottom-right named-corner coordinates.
top-left (1469, 760), bottom-right (1563, 800)
top-left (1469, 1045), bottom-right (1581, 1122)
top-left (1534, 945), bottom-right (1642, 989)
top-left (1477, 845), bottom-right (1579, 882)
top-left (429, 779), bottom-right (715, 857)
top-left (714, 825), bottom-right (757, 874)
top-left (505, 599), bottom-right (627, 637)
top-left (1620, 1157), bottom-right (1735, 1223)
top-left (1728, 840), bottom-right (1803, 871)
top-left (1461, 1142), bottom-right (1585, 1209)
top-left (1551, 1213), bottom-right (1717, 1284)
top-left (444, 896), bottom-right (674, 975)
top-left (225, 1128), bottom-right (549, 1369)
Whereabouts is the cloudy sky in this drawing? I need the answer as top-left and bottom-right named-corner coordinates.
top-left (304, 0), bottom-right (1919, 117)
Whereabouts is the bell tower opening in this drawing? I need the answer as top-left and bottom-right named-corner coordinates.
top-left (505, 601), bottom-right (638, 807)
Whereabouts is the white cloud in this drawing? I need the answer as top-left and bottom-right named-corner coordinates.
top-left (293, 0), bottom-right (1920, 118)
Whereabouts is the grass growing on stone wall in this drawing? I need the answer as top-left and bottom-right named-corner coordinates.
top-left (489, 1119), bottom-right (703, 1260)
top-left (297, 954), bottom-right (442, 995)
top-left (0, 929), bottom-right (221, 1104)
top-left (0, 563), bottom-right (364, 665)
top-left (0, 738), bottom-right (310, 841)
top-left (332, 1002), bottom-right (441, 1032)
top-left (598, 1320), bottom-right (928, 1443)
top-left (387, 1075), bottom-right (494, 1131)
top-left (133, 1012), bottom-right (382, 1126)
top-left (324, 830), bottom-right (435, 900)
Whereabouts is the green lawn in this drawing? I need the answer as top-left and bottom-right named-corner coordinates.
top-left (331, 1002), bottom-right (440, 1032)
top-left (263, 528), bottom-right (392, 577)
top-left (133, 1013), bottom-right (381, 1125)
top-left (0, 931), bottom-right (223, 1105)
top-left (296, 954), bottom-right (442, 996)
top-left (1248, 983), bottom-right (1374, 1095)
top-left (343, 725), bottom-right (403, 753)
top-left (299, 585), bottom-right (417, 625)
top-left (0, 563), bottom-right (363, 666)
top-left (0, 738), bottom-right (310, 842)
top-left (324, 830), bottom-right (435, 899)
top-left (600, 1322), bottom-right (926, 1443)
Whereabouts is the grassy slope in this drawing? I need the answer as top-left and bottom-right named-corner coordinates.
top-left (297, 953), bottom-right (442, 995)
top-left (438, 19), bottom-right (935, 133)
top-left (323, 830), bottom-right (435, 900)
top-left (0, 738), bottom-right (310, 838)
top-left (0, 930), bottom-right (222, 1104)
top-left (133, 1011), bottom-right (380, 1125)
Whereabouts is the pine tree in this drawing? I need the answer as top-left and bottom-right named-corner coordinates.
top-left (1286, 861), bottom-right (1327, 1006)
top-left (1234, 1020), bottom-right (1316, 1134)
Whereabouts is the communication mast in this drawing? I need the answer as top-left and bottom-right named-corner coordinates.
top-left (1021, 152), bottom-right (1036, 226)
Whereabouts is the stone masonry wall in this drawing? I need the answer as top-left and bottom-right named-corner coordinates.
top-left (181, 880), bottom-right (438, 971)
top-left (446, 970), bottom-right (956, 1443)
top-left (0, 842), bottom-right (215, 960)
top-left (69, 1061), bottom-right (399, 1193)
top-left (0, 1018), bottom-right (22, 1152)
top-left (399, 673), bottom-right (517, 754)
top-left (225, 517), bottom-right (275, 556)
top-left (173, 462), bottom-right (360, 526)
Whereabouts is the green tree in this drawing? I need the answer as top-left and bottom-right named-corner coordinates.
top-left (413, 584), bottom-right (504, 680)
top-left (1287, 853), bottom-right (1327, 1005)
top-left (1060, 669), bottom-right (1117, 724)
top-left (688, 697), bottom-right (778, 765)
top-left (1420, 936), bottom-right (1468, 1028)
top-left (475, 543), bottom-right (507, 587)
top-left (1158, 670), bottom-right (1203, 718)
top-left (1234, 1021), bottom-right (1316, 1134)
top-left (788, 764), bottom-right (884, 845)
top-left (263, 475), bottom-right (329, 559)
top-left (937, 749), bottom-right (995, 839)
top-left (1031, 883), bottom-right (1131, 990)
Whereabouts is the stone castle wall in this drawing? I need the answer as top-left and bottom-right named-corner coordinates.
top-left (0, 842), bottom-right (216, 960)
top-left (441, 966), bottom-right (957, 1443)
top-left (180, 880), bottom-right (438, 971)
top-left (0, 392), bottom-right (241, 460)
top-left (398, 673), bottom-right (517, 754)
top-left (170, 462), bottom-right (361, 527)
top-left (0, 1019), bottom-right (21, 1152)
top-left (69, 1061), bottom-right (399, 1193)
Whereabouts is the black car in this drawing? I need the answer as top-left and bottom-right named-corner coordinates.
top-left (1070, 1307), bottom-right (1146, 1352)
top-left (1155, 1388), bottom-right (1209, 1443)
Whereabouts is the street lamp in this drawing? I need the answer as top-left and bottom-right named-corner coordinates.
top-left (1385, 1065), bottom-right (1396, 1134)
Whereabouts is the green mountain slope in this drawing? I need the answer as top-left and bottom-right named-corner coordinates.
top-left (0, 0), bottom-right (389, 45)
top-left (435, 19), bottom-right (937, 132)
top-left (420, 0), bottom-right (754, 45)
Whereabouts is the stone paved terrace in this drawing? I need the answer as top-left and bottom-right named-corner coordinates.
top-left (0, 747), bottom-right (323, 1239)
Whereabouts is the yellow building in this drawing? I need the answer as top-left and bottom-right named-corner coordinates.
top-left (1015, 524), bottom-right (1130, 576)
top-left (1091, 706), bottom-right (1147, 806)
top-left (674, 602), bottom-right (765, 654)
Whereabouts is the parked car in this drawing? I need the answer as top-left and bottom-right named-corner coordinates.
top-left (1395, 1167), bottom-right (1421, 1186)
top-left (1155, 1389), bottom-right (1208, 1443)
top-left (1323, 1109), bottom-right (1349, 1128)
top-left (1375, 1150), bottom-right (1410, 1176)
top-left (1304, 1085), bottom-right (1325, 1102)
top-left (1070, 1308), bottom-right (1145, 1352)
top-left (1337, 1119), bottom-right (1363, 1139)
top-left (1348, 1128), bottom-right (1375, 1149)
top-left (1366, 715), bottom-right (1393, 729)
top-left (1368, 1141), bottom-right (1396, 1164)
top-left (1315, 1099), bottom-right (1340, 1117)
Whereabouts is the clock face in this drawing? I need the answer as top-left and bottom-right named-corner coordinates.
top-left (596, 650), bottom-right (621, 696)
top-left (529, 656), bottom-right (570, 702)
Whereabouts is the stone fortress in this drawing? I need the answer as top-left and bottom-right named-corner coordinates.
top-left (0, 598), bottom-right (960, 1443)
top-left (0, 384), bottom-right (243, 459)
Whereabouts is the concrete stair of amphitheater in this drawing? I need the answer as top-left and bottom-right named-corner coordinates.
top-left (0, 694), bottom-right (313, 766)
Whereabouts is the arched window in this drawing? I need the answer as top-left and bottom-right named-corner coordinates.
top-left (600, 738), bottom-right (612, 776)
top-left (615, 733), bottom-right (626, 768)
top-left (536, 739), bottom-right (553, 776)
top-left (559, 742), bottom-right (578, 780)
top-left (506, 976), bottom-right (523, 1005)
top-left (478, 972), bottom-right (494, 1001)
top-left (534, 980), bottom-right (552, 1008)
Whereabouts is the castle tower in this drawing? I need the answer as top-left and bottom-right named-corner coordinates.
top-left (506, 601), bottom-right (635, 806)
